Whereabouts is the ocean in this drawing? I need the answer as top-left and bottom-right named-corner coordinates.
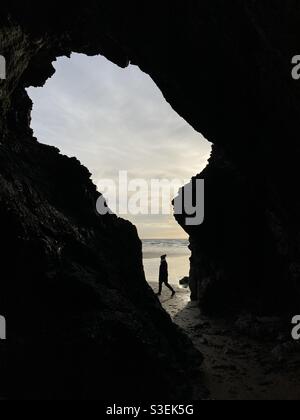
top-left (142, 239), bottom-right (190, 286)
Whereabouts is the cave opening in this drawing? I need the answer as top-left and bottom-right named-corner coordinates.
top-left (27, 52), bottom-right (212, 289)
top-left (3, 3), bottom-right (300, 401)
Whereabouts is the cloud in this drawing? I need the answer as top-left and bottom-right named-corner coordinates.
top-left (27, 53), bottom-right (211, 239)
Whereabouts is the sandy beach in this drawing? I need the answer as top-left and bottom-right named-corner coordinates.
top-left (142, 239), bottom-right (190, 286)
top-left (149, 282), bottom-right (300, 400)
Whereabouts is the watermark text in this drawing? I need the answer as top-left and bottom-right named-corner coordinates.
top-left (106, 404), bottom-right (194, 417)
top-left (96, 171), bottom-right (205, 226)
top-left (0, 315), bottom-right (6, 340)
top-left (0, 55), bottom-right (6, 80)
top-left (292, 55), bottom-right (300, 80)
top-left (292, 315), bottom-right (300, 340)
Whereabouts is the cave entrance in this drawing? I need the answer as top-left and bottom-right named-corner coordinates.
top-left (27, 53), bottom-right (211, 287)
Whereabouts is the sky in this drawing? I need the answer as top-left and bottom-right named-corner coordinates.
top-left (27, 53), bottom-right (211, 239)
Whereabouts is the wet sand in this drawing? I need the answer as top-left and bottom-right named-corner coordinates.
top-left (149, 282), bottom-right (300, 400)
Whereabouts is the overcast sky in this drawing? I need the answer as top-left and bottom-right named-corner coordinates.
top-left (28, 53), bottom-right (211, 239)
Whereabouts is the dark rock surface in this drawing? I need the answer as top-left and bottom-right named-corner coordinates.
top-left (177, 141), bottom-right (300, 315)
top-left (1, 0), bottom-right (300, 399)
top-left (0, 5), bottom-right (204, 400)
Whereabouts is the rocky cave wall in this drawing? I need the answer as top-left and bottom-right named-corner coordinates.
top-left (1, 0), bottom-right (300, 399)
top-left (0, 4), bottom-right (203, 400)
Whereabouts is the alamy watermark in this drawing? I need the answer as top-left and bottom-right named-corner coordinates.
top-left (286, 59), bottom-right (300, 341)
top-left (96, 171), bottom-right (205, 226)
top-left (0, 55), bottom-right (6, 80)
top-left (291, 315), bottom-right (300, 341)
top-left (292, 55), bottom-right (300, 80)
top-left (0, 315), bottom-right (6, 340)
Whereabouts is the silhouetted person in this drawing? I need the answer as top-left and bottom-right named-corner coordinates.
top-left (157, 255), bottom-right (176, 297)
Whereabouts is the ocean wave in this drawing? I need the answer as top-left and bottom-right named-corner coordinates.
top-left (142, 239), bottom-right (190, 259)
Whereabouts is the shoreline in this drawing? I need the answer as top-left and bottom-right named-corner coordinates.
top-left (149, 282), bottom-right (300, 400)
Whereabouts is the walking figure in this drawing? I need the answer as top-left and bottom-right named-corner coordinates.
top-left (157, 255), bottom-right (176, 297)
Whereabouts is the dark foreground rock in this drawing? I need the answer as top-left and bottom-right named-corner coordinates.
top-left (0, 341), bottom-right (6, 400)
top-left (0, 7), bottom-right (205, 400)
top-left (1, 0), bottom-right (300, 399)
top-left (0, 109), bottom-right (203, 400)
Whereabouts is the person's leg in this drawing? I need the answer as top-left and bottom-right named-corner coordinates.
top-left (165, 281), bottom-right (176, 295)
top-left (157, 282), bottom-right (163, 295)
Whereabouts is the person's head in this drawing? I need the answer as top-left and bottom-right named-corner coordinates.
top-left (161, 255), bottom-right (167, 261)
